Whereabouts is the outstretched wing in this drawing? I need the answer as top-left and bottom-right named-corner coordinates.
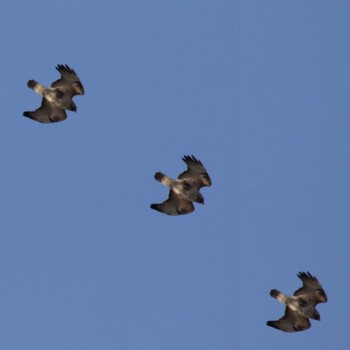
top-left (294, 272), bottom-right (328, 306)
top-left (51, 64), bottom-right (85, 97)
top-left (267, 307), bottom-right (311, 333)
top-left (150, 191), bottom-right (194, 216)
top-left (23, 98), bottom-right (67, 123)
top-left (178, 155), bottom-right (212, 188)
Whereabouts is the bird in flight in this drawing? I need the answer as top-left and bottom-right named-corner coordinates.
top-left (23, 64), bottom-right (84, 123)
top-left (150, 155), bottom-right (212, 215)
top-left (267, 271), bottom-right (328, 332)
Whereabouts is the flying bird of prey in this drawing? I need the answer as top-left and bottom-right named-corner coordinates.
top-left (267, 271), bottom-right (328, 332)
top-left (150, 155), bottom-right (212, 215)
top-left (23, 64), bottom-right (84, 123)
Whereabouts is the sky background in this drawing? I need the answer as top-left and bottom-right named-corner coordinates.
top-left (0, 1), bottom-right (349, 349)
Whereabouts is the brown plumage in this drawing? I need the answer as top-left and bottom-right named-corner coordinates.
top-left (267, 271), bottom-right (327, 332)
top-left (23, 64), bottom-right (84, 123)
top-left (150, 155), bottom-right (212, 215)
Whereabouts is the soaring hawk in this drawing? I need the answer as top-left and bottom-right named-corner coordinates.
top-left (23, 64), bottom-right (84, 123)
top-left (150, 155), bottom-right (212, 215)
top-left (267, 271), bottom-right (328, 332)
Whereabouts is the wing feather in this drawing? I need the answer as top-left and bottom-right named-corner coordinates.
top-left (150, 191), bottom-right (194, 216)
top-left (267, 307), bottom-right (311, 332)
top-left (51, 64), bottom-right (85, 97)
top-left (178, 155), bottom-right (212, 188)
top-left (23, 98), bottom-right (67, 123)
top-left (294, 271), bottom-right (328, 305)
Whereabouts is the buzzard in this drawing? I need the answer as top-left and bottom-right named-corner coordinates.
top-left (267, 271), bottom-right (328, 332)
top-left (23, 64), bottom-right (84, 123)
top-left (150, 155), bottom-right (212, 215)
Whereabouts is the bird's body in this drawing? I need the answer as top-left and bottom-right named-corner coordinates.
top-left (155, 172), bottom-right (204, 204)
top-left (270, 289), bottom-right (321, 321)
top-left (27, 80), bottom-right (77, 111)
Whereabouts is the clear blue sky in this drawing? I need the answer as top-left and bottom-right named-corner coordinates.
top-left (0, 1), bottom-right (349, 349)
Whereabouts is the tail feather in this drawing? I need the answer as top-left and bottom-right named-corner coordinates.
top-left (154, 172), bottom-right (172, 187)
top-left (270, 289), bottom-right (280, 299)
top-left (27, 80), bottom-right (38, 89)
top-left (154, 172), bottom-right (165, 182)
top-left (27, 80), bottom-right (44, 94)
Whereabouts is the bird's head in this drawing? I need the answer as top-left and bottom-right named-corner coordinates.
top-left (74, 82), bottom-right (85, 95)
top-left (201, 173), bottom-right (212, 186)
top-left (317, 289), bottom-right (328, 303)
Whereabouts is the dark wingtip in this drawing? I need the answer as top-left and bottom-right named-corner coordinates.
top-left (150, 204), bottom-right (161, 212)
top-left (182, 155), bottom-right (190, 162)
top-left (56, 64), bottom-right (74, 74)
top-left (297, 271), bottom-right (305, 279)
top-left (23, 111), bottom-right (32, 118)
top-left (182, 154), bottom-right (194, 161)
top-left (266, 321), bottom-right (279, 330)
top-left (182, 154), bottom-right (201, 165)
top-left (298, 271), bottom-right (316, 281)
top-left (306, 271), bottom-right (314, 279)
top-left (56, 64), bottom-right (67, 70)
top-left (23, 111), bottom-right (42, 122)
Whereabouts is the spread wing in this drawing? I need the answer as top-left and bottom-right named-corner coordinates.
top-left (23, 98), bottom-right (67, 123)
top-left (267, 307), bottom-right (311, 332)
top-left (294, 272), bottom-right (328, 306)
top-left (178, 155), bottom-right (212, 189)
top-left (51, 64), bottom-right (85, 97)
top-left (150, 191), bottom-right (194, 216)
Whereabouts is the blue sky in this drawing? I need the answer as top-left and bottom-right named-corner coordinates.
top-left (0, 1), bottom-right (349, 349)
